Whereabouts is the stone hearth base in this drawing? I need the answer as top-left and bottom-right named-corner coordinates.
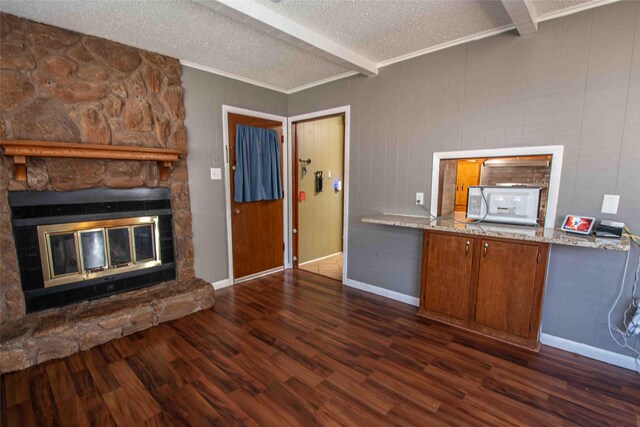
top-left (0, 278), bottom-right (215, 373)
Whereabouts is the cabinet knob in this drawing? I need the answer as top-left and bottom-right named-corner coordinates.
top-left (483, 242), bottom-right (489, 257)
top-left (465, 240), bottom-right (470, 255)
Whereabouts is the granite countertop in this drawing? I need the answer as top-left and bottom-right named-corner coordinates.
top-left (361, 214), bottom-right (630, 252)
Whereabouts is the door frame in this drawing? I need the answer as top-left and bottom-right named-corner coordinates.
top-left (221, 105), bottom-right (289, 284)
top-left (287, 106), bottom-right (351, 284)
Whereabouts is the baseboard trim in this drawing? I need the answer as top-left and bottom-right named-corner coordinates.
top-left (211, 278), bottom-right (232, 290)
top-left (213, 271), bottom-right (638, 370)
top-left (344, 279), bottom-right (637, 371)
top-left (234, 266), bottom-right (285, 284)
top-left (540, 333), bottom-right (638, 371)
top-left (344, 278), bottom-right (420, 307)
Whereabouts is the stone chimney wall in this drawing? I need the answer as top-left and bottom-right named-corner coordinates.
top-left (0, 13), bottom-right (194, 322)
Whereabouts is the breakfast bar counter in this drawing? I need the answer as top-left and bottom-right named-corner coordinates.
top-left (361, 214), bottom-right (630, 252)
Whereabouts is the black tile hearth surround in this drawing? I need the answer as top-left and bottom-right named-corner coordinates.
top-left (9, 188), bottom-right (176, 312)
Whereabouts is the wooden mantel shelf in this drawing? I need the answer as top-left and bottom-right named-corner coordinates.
top-left (0, 139), bottom-right (182, 182)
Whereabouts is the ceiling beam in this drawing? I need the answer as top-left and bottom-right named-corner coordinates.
top-left (194, 0), bottom-right (378, 77)
top-left (501, 0), bottom-right (538, 35)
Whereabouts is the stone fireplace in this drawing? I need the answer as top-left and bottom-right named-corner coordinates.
top-left (0, 14), bottom-right (214, 373)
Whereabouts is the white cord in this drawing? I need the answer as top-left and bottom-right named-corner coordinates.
top-left (417, 187), bottom-right (490, 224)
top-left (607, 249), bottom-right (640, 373)
top-left (420, 188), bottom-right (639, 371)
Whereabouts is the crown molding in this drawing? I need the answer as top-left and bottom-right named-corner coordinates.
top-left (376, 24), bottom-right (517, 69)
top-left (182, 0), bottom-right (621, 96)
top-left (537, 0), bottom-right (620, 23)
top-left (179, 60), bottom-right (289, 94)
top-left (286, 71), bottom-right (360, 94)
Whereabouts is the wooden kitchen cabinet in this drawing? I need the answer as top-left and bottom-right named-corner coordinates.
top-left (419, 230), bottom-right (549, 351)
top-left (422, 233), bottom-right (474, 320)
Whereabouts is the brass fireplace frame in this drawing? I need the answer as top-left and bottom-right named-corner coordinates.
top-left (37, 216), bottom-right (161, 288)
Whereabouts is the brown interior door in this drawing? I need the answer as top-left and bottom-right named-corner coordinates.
top-left (423, 232), bottom-right (474, 320)
top-left (474, 239), bottom-right (539, 337)
top-left (455, 160), bottom-right (481, 212)
top-left (228, 113), bottom-right (284, 279)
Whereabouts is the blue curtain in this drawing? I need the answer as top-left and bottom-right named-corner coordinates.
top-left (234, 124), bottom-right (283, 202)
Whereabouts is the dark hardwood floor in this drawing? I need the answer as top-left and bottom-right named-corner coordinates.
top-left (2, 269), bottom-right (639, 426)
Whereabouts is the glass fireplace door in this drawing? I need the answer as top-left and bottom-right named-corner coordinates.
top-left (79, 229), bottom-right (107, 272)
top-left (49, 232), bottom-right (80, 278)
top-left (38, 216), bottom-right (161, 288)
top-left (107, 227), bottom-right (133, 267)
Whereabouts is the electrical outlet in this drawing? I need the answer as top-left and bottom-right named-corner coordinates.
top-left (601, 194), bottom-right (620, 214)
top-left (416, 192), bottom-right (424, 206)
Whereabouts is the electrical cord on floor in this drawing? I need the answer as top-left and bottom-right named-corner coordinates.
top-left (417, 187), bottom-right (490, 225)
top-left (607, 227), bottom-right (640, 373)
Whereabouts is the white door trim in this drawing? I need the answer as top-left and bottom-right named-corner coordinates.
top-left (221, 105), bottom-right (289, 284)
top-left (287, 106), bottom-right (351, 284)
top-left (430, 145), bottom-right (564, 229)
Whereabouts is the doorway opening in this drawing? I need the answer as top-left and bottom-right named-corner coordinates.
top-left (292, 113), bottom-right (345, 282)
top-left (222, 106), bottom-right (288, 284)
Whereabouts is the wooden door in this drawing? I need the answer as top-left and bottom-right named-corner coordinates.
top-left (228, 113), bottom-right (284, 279)
top-left (422, 232), bottom-right (474, 320)
top-left (474, 239), bottom-right (539, 337)
top-left (455, 160), bottom-right (481, 212)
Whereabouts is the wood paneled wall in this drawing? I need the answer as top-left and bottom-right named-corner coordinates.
top-left (288, 1), bottom-right (640, 357)
top-left (182, 67), bottom-right (288, 284)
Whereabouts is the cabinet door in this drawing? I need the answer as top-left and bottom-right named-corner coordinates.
top-left (455, 160), bottom-right (480, 211)
top-left (424, 233), bottom-right (474, 320)
top-left (475, 239), bottom-right (539, 337)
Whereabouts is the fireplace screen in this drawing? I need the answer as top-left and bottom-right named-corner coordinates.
top-left (37, 216), bottom-right (161, 288)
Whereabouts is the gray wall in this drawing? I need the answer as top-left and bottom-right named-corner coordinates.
top-left (182, 66), bottom-right (288, 284)
top-left (288, 1), bottom-right (639, 356)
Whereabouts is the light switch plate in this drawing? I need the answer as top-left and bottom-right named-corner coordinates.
top-left (416, 192), bottom-right (424, 206)
top-left (210, 167), bottom-right (222, 180)
top-left (601, 194), bottom-right (619, 214)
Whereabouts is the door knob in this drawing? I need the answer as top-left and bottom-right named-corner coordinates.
top-left (233, 208), bottom-right (240, 215)
top-left (465, 240), bottom-right (470, 255)
top-left (483, 242), bottom-right (489, 257)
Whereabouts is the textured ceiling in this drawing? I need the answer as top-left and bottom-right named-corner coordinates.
top-left (0, 0), bottom-right (351, 90)
top-left (533, 0), bottom-right (595, 17)
top-left (0, 0), bottom-right (609, 92)
top-left (256, 0), bottom-right (514, 63)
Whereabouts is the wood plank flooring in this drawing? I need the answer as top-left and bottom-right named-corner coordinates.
top-left (2, 269), bottom-right (639, 426)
